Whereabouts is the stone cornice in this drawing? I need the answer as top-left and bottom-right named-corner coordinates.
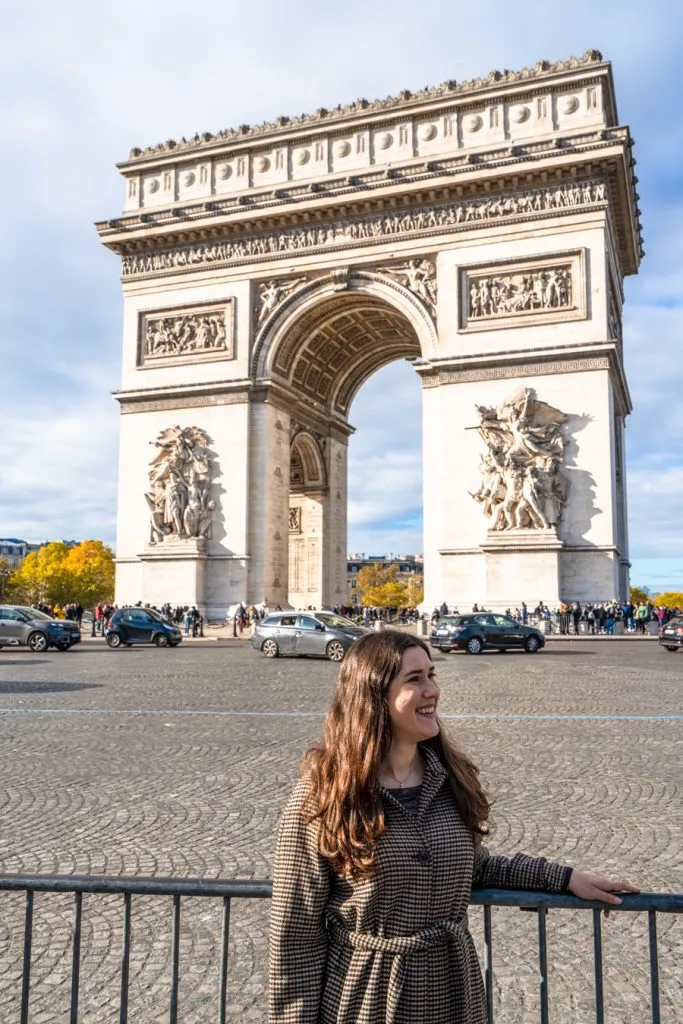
top-left (121, 51), bottom-right (610, 165)
top-left (98, 130), bottom-right (642, 278)
top-left (416, 342), bottom-right (631, 415)
top-left (98, 127), bottom-right (635, 242)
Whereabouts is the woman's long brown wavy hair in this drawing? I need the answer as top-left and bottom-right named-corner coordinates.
top-left (302, 630), bottom-right (490, 878)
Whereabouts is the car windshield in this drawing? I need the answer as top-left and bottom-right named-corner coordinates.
top-left (17, 607), bottom-right (53, 621)
top-left (437, 616), bottom-right (463, 626)
top-left (316, 612), bottom-right (359, 629)
top-left (145, 608), bottom-right (170, 623)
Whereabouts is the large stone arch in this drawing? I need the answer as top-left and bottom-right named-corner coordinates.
top-left (252, 269), bottom-right (437, 416)
top-left (101, 54), bottom-right (640, 616)
top-left (251, 273), bottom-right (433, 608)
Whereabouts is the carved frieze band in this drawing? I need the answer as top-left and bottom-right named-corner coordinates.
top-left (122, 179), bottom-right (607, 279)
top-left (421, 356), bottom-right (610, 387)
top-left (119, 391), bottom-right (250, 414)
top-left (138, 302), bottom-right (234, 366)
top-left (460, 251), bottom-right (585, 331)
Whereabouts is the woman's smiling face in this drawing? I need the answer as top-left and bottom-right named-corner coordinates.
top-left (385, 645), bottom-right (440, 745)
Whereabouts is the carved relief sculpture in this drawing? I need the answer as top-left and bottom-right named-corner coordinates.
top-left (145, 426), bottom-right (215, 544)
top-left (123, 180), bottom-right (607, 279)
top-left (140, 304), bottom-right (232, 363)
top-left (256, 278), bottom-right (306, 326)
top-left (468, 265), bottom-right (572, 320)
top-left (289, 507), bottom-right (302, 533)
top-left (470, 388), bottom-right (568, 531)
top-left (376, 259), bottom-right (436, 317)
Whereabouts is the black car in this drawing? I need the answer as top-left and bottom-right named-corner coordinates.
top-left (430, 613), bottom-right (545, 655)
top-left (658, 616), bottom-right (683, 652)
top-left (105, 607), bottom-right (182, 648)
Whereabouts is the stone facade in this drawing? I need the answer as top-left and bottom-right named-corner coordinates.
top-left (99, 52), bottom-right (641, 616)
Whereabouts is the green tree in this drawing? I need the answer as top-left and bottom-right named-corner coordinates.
top-left (652, 591), bottom-right (683, 609)
top-left (629, 586), bottom-right (650, 606)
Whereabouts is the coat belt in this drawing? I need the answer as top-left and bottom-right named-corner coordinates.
top-left (328, 916), bottom-right (471, 1024)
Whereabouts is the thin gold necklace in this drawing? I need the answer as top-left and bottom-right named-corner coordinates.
top-left (387, 756), bottom-right (419, 789)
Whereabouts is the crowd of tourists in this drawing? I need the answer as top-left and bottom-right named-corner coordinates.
top-left (34, 602), bottom-right (85, 623)
top-left (430, 599), bottom-right (680, 634)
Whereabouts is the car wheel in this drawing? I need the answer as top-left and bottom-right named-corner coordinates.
top-left (153, 634), bottom-right (169, 648)
top-left (27, 632), bottom-right (49, 653)
top-left (106, 633), bottom-right (122, 649)
top-left (169, 641), bottom-right (180, 648)
top-left (466, 636), bottom-right (483, 655)
top-left (525, 636), bottom-right (541, 654)
top-left (262, 638), bottom-right (279, 658)
top-left (326, 640), bottom-right (346, 663)
top-left (56, 639), bottom-right (72, 651)
top-left (663, 645), bottom-right (679, 653)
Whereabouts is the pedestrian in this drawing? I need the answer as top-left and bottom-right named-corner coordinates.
top-left (183, 608), bottom-right (193, 636)
top-left (269, 631), bottom-right (637, 1024)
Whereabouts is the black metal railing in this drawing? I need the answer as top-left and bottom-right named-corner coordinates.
top-left (0, 873), bottom-right (680, 1023)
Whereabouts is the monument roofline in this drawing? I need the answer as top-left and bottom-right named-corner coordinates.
top-left (119, 50), bottom-right (613, 168)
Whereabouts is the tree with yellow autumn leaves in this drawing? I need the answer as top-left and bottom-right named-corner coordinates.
top-left (354, 562), bottom-right (424, 609)
top-left (8, 541), bottom-right (114, 608)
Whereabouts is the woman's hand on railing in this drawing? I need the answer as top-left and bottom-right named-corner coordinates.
top-left (567, 869), bottom-right (640, 915)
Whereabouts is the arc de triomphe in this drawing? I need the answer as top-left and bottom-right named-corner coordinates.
top-left (98, 50), bottom-right (642, 616)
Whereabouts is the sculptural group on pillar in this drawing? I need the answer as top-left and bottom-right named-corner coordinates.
top-left (145, 426), bottom-right (215, 544)
top-left (471, 387), bottom-right (568, 531)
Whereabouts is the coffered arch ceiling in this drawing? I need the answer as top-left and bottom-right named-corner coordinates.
top-left (270, 294), bottom-right (422, 417)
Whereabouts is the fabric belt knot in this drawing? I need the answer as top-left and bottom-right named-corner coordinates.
top-left (329, 916), bottom-right (470, 1023)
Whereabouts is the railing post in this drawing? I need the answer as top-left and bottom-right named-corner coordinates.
top-left (483, 903), bottom-right (494, 1022)
top-left (20, 890), bottom-right (33, 1024)
top-left (648, 910), bottom-right (660, 1024)
top-left (592, 909), bottom-right (604, 1024)
top-left (70, 891), bottom-right (83, 1024)
top-left (538, 906), bottom-right (549, 1024)
top-left (170, 894), bottom-right (181, 1024)
top-left (218, 896), bottom-right (231, 1024)
top-left (119, 892), bottom-right (132, 1024)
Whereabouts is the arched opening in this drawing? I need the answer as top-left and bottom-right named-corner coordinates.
top-left (258, 283), bottom-right (428, 610)
top-left (347, 360), bottom-right (423, 604)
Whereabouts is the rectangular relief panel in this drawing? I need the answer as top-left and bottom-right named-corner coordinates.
top-left (459, 250), bottom-right (586, 333)
top-left (137, 300), bottom-right (235, 367)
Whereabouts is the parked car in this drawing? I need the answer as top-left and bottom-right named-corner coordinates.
top-left (251, 610), bottom-right (369, 661)
top-left (430, 613), bottom-right (545, 655)
top-left (0, 605), bottom-right (82, 652)
top-left (658, 616), bottom-right (683, 653)
top-left (105, 607), bottom-right (182, 648)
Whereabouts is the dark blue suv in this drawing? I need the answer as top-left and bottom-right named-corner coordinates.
top-left (105, 607), bottom-right (182, 649)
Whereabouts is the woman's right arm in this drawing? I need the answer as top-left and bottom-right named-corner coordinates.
top-left (269, 783), bottom-right (331, 1024)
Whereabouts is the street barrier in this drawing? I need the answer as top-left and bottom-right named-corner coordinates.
top-left (0, 873), bottom-right (680, 1023)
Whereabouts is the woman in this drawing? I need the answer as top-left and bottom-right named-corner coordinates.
top-left (269, 632), bottom-right (637, 1024)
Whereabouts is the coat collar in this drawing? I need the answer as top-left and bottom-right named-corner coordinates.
top-left (418, 744), bottom-right (448, 816)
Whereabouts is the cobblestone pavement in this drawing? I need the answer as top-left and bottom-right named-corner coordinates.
top-left (0, 639), bottom-right (680, 1022)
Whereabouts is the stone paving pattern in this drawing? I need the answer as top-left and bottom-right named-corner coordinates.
top-left (0, 638), bottom-right (680, 1022)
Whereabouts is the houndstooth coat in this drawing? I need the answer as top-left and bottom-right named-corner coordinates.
top-left (269, 747), bottom-right (569, 1024)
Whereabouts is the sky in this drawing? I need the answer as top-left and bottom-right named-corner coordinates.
top-left (0, 0), bottom-right (681, 591)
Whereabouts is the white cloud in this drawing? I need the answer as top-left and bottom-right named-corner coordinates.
top-left (1, 0), bottom-right (682, 562)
